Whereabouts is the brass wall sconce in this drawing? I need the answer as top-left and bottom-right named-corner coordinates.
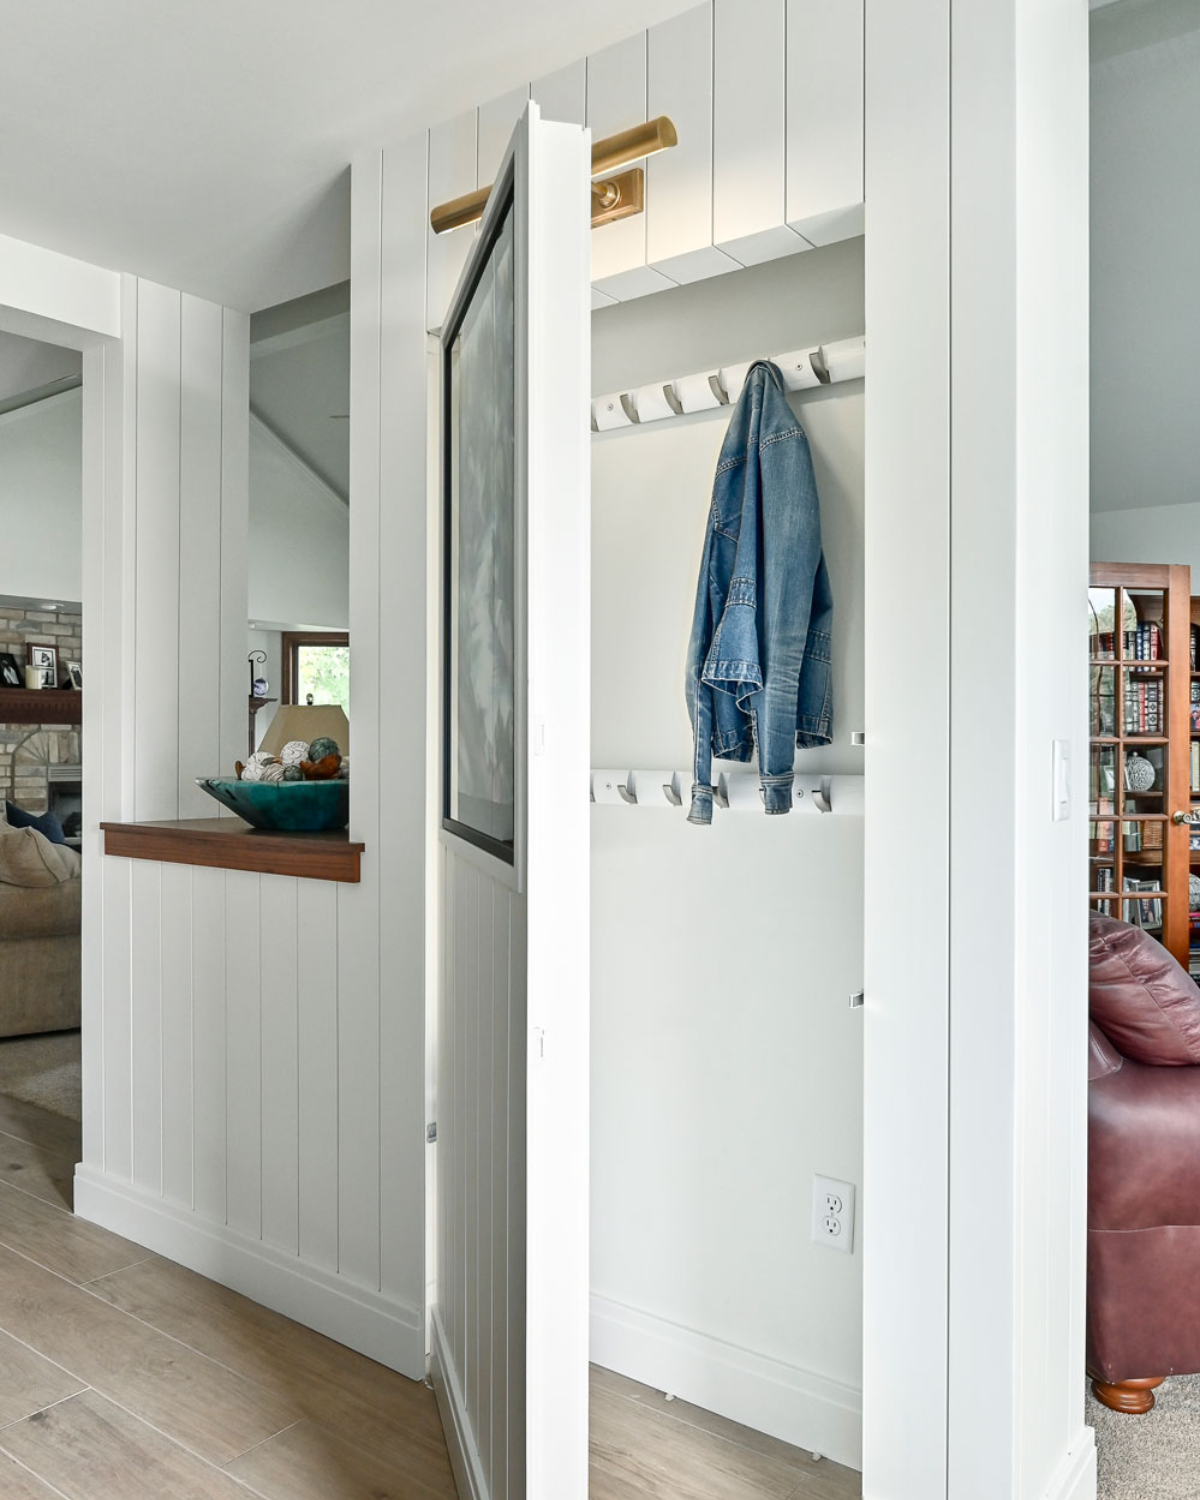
top-left (430, 115), bottom-right (678, 236)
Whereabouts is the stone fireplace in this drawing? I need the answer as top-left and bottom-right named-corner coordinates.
top-left (0, 603), bottom-right (83, 829)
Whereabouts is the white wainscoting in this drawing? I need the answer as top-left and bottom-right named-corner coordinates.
top-left (78, 267), bottom-right (428, 1379)
top-left (435, 842), bottom-right (527, 1500)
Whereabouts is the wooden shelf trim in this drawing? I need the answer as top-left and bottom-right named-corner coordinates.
top-left (0, 688), bottom-right (83, 726)
top-left (99, 818), bottom-right (364, 883)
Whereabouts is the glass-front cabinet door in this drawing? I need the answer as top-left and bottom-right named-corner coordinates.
top-left (1089, 563), bottom-right (1192, 970)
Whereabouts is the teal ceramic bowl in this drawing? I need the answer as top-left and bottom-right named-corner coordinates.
top-left (195, 778), bottom-right (349, 832)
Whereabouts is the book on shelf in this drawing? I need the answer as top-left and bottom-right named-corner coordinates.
top-left (1192, 739), bottom-right (1200, 795)
top-left (1132, 621), bottom-right (1163, 667)
top-left (1123, 677), bottom-right (1163, 734)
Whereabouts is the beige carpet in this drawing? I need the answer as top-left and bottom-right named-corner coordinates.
top-left (1090, 1376), bottom-right (1200, 1498)
top-left (0, 1030), bottom-right (81, 1122)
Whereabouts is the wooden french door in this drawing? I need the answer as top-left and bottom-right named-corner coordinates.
top-left (431, 103), bottom-right (591, 1500)
top-left (1089, 563), bottom-right (1192, 968)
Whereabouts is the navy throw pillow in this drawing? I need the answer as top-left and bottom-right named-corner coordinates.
top-left (4, 802), bottom-right (67, 846)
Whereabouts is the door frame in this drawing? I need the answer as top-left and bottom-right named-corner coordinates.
top-left (0, 234), bottom-right (124, 1184)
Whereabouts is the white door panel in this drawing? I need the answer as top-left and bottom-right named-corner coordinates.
top-left (432, 102), bottom-right (591, 1500)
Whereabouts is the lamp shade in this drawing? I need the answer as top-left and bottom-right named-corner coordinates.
top-left (258, 704), bottom-right (350, 761)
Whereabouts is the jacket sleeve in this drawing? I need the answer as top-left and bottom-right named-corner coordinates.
top-left (685, 514), bottom-right (718, 825)
top-left (755, 424), bottom-right (828, 808)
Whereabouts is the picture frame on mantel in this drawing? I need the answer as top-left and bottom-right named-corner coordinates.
top-left (0, 653), bottom-right (20, 688)
top-left (25, 643), bottom-right (58, 689)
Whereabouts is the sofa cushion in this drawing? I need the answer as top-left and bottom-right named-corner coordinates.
top-left (1090, 912), bottom-right (1200, 1065)
top-left (0, 878), bottom-right (81, 940)
top-left (0, 825), bottom-right (80, 888)
top-left (4, 802), bottom-right (66, 845)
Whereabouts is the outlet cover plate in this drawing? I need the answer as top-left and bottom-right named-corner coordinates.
top-left (812, 1174), bottom-right (856, 1253)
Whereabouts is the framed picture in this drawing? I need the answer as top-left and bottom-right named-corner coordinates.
top-left (66, 661), bottom-right (82, 691)
top-left (26, 644), bottom-right (58, 689)
top-left (0, 653), bottom-right (21, 688)
top-left (441, 184), bottom-right (518, 865)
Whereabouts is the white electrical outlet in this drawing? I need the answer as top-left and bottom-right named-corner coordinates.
top-left (811, 1174), bottom-right (856, 1253)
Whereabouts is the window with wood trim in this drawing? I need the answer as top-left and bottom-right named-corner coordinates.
top-left (282, 631), bottom-right (350, 713)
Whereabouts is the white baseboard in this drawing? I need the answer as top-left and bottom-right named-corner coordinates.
top-left (430, 1305), bottom-right (490, 1500)
top-left (74, 1165), bottom-right (424, 1379)
top-left (1044, 1430), bottom-right (1098, 1500)
top-left (590, 1292), bottom-right (862, 1471)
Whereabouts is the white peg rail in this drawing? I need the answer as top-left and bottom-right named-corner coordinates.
top-left (591, 768), bottom-right (864, 815)
top-left (592, 334), bottom-right (865, 431)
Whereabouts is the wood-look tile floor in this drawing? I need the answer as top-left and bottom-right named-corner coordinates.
top-left (0, 1087), bottom-right (861, 1500)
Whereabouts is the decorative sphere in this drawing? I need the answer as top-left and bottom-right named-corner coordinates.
top-left (283, 765), bottom-right (304, 782)
top-left (241, 750), bottom-right (279, 784)
top-left (280, 740), bottom-right (310, 768)
top-left (1125, 754), bottom-right (1156, 793)
top-left (260, 762), bottom-right (286, 783)
top-left (308, 736), bottom-right (341, 762)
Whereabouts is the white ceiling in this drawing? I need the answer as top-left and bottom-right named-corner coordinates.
top-left (0, 0), bottom-right (693, 313)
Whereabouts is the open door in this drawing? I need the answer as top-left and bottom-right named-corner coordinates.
top-left (430, 102), bottom-right (591, 1500)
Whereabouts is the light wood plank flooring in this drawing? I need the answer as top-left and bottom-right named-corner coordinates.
top-left (0, 1082), bottom-right (860, 1500)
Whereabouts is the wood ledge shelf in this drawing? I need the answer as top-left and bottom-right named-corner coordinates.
top-left (0, 688), bottom-right (83, 726)
top-left (99, 818), bottom-right (364, 883)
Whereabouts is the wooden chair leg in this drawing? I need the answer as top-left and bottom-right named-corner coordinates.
top-left (1091, 1376), bottom-right (1166, 1414)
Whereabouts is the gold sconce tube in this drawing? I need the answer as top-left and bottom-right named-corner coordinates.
top-left (430, 115), bottom-right (678, 236)
top-left (589, 114), bottom-right (677, 177)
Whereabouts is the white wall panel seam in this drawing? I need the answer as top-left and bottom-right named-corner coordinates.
top-left (260, 880), bottom-right (265, 1239)
top-left (294, 878), bottom-right (300, 1252)
top-left (174, 293), bottom-right (183, 818)
top-left (377, 145), bottom-right (386, 1295)
top-left (218, 319), bottom-right (226, 780)
top-left (223, 869), bottom-right (229, 1226)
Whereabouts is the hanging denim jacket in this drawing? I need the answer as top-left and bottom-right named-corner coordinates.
top-left (685, 360), bottom-right (833, 824)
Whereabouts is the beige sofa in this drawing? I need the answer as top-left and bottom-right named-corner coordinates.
top-left (0, 826), bottom-right (81, 1038)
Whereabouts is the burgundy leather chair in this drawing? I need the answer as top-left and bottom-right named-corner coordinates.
top-left (1088, 913), bottom-right (1200, 1413)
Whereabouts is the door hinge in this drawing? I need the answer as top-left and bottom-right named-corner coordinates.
top-left (426, 1122), bottom-right (437, 1143)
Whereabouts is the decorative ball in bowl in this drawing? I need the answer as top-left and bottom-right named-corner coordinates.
top-left (195, 777), bottom-right (349, 832)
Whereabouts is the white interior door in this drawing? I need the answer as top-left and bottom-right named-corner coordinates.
top-left (430, 102), bottom-right (592, 1500)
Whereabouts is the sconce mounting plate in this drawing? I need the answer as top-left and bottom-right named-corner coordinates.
top-left (590, 167), bottom-right (645, 229)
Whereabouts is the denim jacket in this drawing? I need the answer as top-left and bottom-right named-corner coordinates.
top-left (685, 360), bottom-right (833, 823)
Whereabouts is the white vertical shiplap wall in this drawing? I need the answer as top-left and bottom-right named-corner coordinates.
top-left (646, 4), bottom-right (740, 285)
top-left (420, 0), bottom-right (866, 331)
top-left (786, 0), bottom-right (865, 245)
top-left (426, 112), bottom-right (478, 334)
top-left (588, 33), bottom-right (676, 302)
top-left (75, 264), bottom-right (430, 1380)
top-left (713, 0), bottom-right (805, 265)
top-left (437, 848), bottom-right (527, 1500)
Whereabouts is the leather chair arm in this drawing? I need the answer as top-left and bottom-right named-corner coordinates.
top-left (1090, 1058), bottom-right (1200, 1230)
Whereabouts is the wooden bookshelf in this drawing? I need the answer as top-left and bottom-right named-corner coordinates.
top-left (1089, 563), bottom-right (1191, 968)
